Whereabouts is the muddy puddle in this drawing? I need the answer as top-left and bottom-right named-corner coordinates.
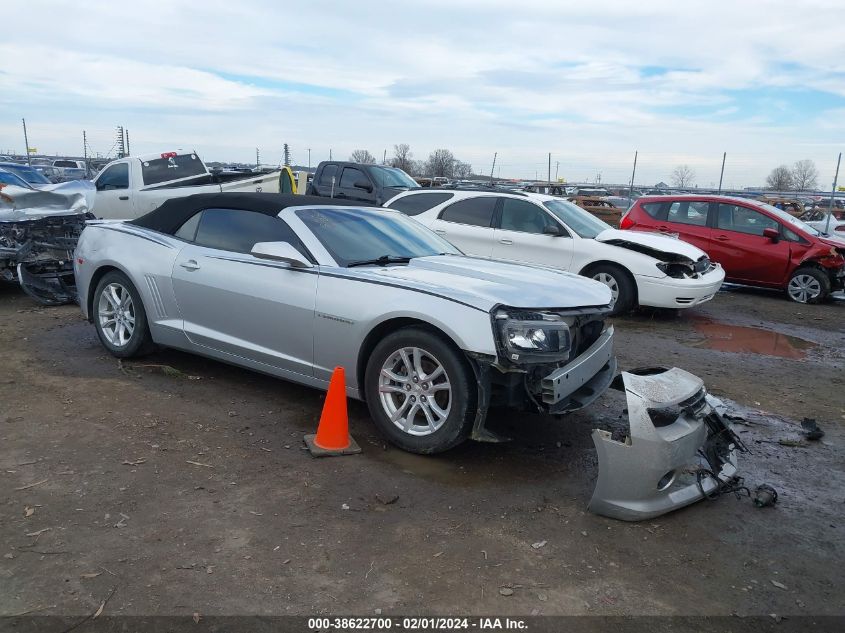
top-left (689, 317), bottom-right (818, 359)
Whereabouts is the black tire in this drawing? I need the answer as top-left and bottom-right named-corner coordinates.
top-left (364, 327), bottom-right (475, 454)
top-left (92, 270), bottom-right (155, 358)
top-left (584, 263), bottom-right (636, 315)
top-left (786, 267), bottom-right (830, 304)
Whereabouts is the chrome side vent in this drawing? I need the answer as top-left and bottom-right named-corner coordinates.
top-left (144, 274), bottom-right (166, 319)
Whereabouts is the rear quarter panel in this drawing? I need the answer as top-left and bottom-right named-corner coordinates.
top-left (75, 224), bottom-right (184, 343)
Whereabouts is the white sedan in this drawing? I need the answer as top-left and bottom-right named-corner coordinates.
top-left (385, 190), bottom-right (725, 314)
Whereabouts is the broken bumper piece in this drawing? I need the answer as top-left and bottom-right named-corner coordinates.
top-left (589, 366), bottom-right (745, 521)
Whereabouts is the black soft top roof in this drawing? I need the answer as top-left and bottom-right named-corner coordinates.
top-left (129, 193), bottom-right (374, 235)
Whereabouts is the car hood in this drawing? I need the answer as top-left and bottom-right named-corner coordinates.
top-left (344, 255), bottom-right (612, 312)
top-left (596, 228), bottom-right (706, 261)
top-left (816, 233), bottom-right (845, 248)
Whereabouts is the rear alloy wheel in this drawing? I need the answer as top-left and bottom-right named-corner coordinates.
top-left (587, 263), bottom-right (635, 315)
top-left (786, 267), bottom-right (830, 304)
top-left (365, 327), bottom-right (474, 454)
top-left (93, 271), bottom-right (154, 358)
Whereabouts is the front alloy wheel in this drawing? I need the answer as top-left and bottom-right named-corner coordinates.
top-left (592, 272), bottom-right (620, 307)
top-left (365, 327), bottom-right (474, 454)
top-left (378, 346), bottom-right (452, 436)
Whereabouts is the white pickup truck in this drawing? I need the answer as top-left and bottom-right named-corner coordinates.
top-left (90, 151), bottom-right (286, 219)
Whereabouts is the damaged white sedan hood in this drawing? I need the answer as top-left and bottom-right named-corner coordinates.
top-left (595, 228), bottom-right (706, 261)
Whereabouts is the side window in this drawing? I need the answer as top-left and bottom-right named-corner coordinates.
top-left (499, 199), bottom-right (559, 234)
top-left (439, 197), bottom-right (497, 227)
top-left (192, 208), bottom-right (308, 256)
top-left (716, 204), bottom-right (779, 236)
top-left (641, 202), bottom-right (667, 220)
top-left (387, 193), bottom-right (455, 216)
top-left (319, 164), bottom-right (338, 185)
top-left (339, 167), bottom-right (366, 188)
top-left (174, 212), bottom-right (201, 241)
top-left (667, 201), bottom-right (709, 226)
top-left (96, 163), bottom-right (129, 190)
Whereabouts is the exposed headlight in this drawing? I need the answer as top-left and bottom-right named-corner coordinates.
top-left (494, 309), bottom-right (571, 362)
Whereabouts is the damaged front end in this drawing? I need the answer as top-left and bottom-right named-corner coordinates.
top-left (468, 305), bottom-right (618, 441)
top-left (589, 367), bottom-right (747, 521)
top-left (0, 185), bottom-right (93, 305)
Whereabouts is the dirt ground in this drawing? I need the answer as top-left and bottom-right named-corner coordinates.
top-left (1, 282), bottom-right (843, 620)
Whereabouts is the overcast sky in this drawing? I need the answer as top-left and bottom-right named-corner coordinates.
top-left (2, 0), bottom-right (844, 187)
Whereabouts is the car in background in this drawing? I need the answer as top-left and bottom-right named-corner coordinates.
top-left (621, 194), bottom-right (845, 303)
top-left (307, 161), bottom-right (420, 205)
top-left (0, 168), bottom-right (36, 189)
top-left (0, 162), bottom-right (52, 187)
top-left (800, 207), bottom-right (845, 236)
top-left (52, 159), bottom-right (88, 176)
top-left (384, 189), bottom-right (724, 314)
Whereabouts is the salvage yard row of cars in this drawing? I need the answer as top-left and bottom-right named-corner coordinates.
top-left (3, 153), bottom-right (844, 522)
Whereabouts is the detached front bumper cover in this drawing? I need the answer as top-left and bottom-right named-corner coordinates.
top-left (589, 366), bottom-right (747, 521)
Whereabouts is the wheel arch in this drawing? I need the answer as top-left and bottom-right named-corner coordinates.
top-left (86, 264), bottom-right (131, 322)
top-left (356, 317), bottom-right (465, 402)
top-left (579, 260), bottom-right (639, 304)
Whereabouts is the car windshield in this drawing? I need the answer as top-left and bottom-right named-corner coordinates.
top-left (755, 202), bottom-right (820, 236)
top-left (543, 199), bottom-right (611, 238)
top-left (0, 169), bottom-right (35, 188)
top-left (0, 163), bottom-right (50, 185)
top-left (296, 207), bottom-right (460, 267)
top-left (369, 166), bottom-right (420, 189)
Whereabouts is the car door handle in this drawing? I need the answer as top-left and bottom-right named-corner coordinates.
top-left (119, 196), bottom-right (129, 200)
top-left (180, 259), bottom-right (201, 271)
top-left (714, 235), bottom-right (730, 241)
top-left (498, 238), bottom-right (513, 245)
top-left (434, 229), bottom-right (446, 234)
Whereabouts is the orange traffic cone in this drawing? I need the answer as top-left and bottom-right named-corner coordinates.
top-left (304, 367), bottom-right (361, 457)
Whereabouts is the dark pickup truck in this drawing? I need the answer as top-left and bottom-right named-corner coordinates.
top-left (306, 161), bottom-right (420, 205)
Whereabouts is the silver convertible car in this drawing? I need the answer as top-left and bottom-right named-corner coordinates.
top-left (74, 193), bottom-right (745, 521)
top-left (74, 193), bottom-right (618, 454)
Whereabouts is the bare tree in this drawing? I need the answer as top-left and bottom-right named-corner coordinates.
top-left (453, 160), bottom-right (473, 179)
top-left (791, 159), bottom-right (819, 191)
top-left (391, 144), bottom-right (413, 172)
top-left (670, 165), bottom-right (696, 189)
top-left (349, 149), bottom-right (376, 164)
top-left (766, 165), bottom-right (794, 191)
top-left (425, 149), bottom-right (457, 177)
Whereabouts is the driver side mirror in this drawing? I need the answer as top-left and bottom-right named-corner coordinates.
top-left (250, 241), bottom-right (313, 268)
top-left (353, 179), bottom-right (374, 193)
top-left (543, 225), bottom-right (562, 236)
top-left (762, 227), bottom-right (780, 242)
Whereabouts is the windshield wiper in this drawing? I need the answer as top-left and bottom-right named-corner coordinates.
top-left (347, 255), bottom-right (413, 268)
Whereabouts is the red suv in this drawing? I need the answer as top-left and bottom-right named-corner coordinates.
top-left (621, 195), bottom-right (845, 303)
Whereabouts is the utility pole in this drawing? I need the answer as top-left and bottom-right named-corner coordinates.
top-left (383, 149), bottom-right (387, 165)
top-left (22, 118), bottom-right (31, 165)
top-left (125, 129), bottom-right (130, 156)
top-left (555, 161), bottom-right (559, 182)
top-left (283, 143), bottom-right (291, 166)
top-left (823, 152), bottom-right (842, 235)
top-left (256, 148), bottom-right (260, 168)
top-left (329, 148), bottom-right (332, 161)
top-left (307, 148), bottom-right (312, 170)
top-left (489, 152), bottom-right (497, 182)
top-left (627, 151), bottom-right (638, 206)
top-left (116, 126), bottom-right (126, 158)
top-left (548, 152), bottom-right (551, 183)
top-left (718, 152), bottom-right (726, 192)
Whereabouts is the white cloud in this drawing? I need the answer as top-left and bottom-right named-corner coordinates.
top-left (1, 0), bottom-right (843, 185)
